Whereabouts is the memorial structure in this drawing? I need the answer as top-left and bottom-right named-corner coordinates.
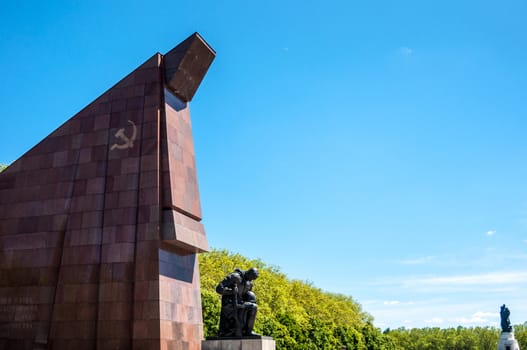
top-left (0, 33), bottom-right (214, 350)
top-left (498, 305), bottom-right (520, 350)
top-left (202, 268), bottom-right (276, 350)
top-left (216, 268), bottom-right (259, 337)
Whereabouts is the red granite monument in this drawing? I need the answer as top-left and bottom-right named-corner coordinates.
top-left (0, 32), bottom-right (215, 350)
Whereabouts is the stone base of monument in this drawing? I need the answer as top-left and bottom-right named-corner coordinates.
top-left (498, 332), bottom-right (520, 350)
top-left (202, 336), bottom-right (276, 350)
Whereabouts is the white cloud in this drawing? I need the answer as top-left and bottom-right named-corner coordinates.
top-left (398, 256), bottom-right (435, 265)
top-left (456, 311), bottom-right (496, 325)
top-left (383, 300), bottom-right (401, 305)
top-left (474, 311), bottom-right (495, 318)
top-left (367, 299), bottom-right (513, 329)
top-left (425, 317), bottom-right (444, 324)
top-left (399, 46), bottom-right (413, 56)
top-left (474, 311), bottom-right (493, 317)
top-left (414, 271), bottom-right (527, 287)
top-left (402, 272), bottom-right (526, 288)
top-left (486, 230), bottom-right (496, 236)
top-left (366, 270), bottom-right (527, 294)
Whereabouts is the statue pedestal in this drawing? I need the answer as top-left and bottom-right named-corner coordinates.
top-left (202, 336), bottom-right (276, 350)
top-left (498, 332), bottom-right (520, 350)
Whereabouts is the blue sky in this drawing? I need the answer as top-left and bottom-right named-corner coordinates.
top-left (1, 0), bottom-right (527, 329)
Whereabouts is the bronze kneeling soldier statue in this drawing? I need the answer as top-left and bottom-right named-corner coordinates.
top-left (216, 268), bottom-right (259, 337)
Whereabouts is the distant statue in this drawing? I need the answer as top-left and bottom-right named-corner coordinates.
top-left (500, 304), bottom-right (513, 332)
top-left (216, 267), bottom-right (260, 337)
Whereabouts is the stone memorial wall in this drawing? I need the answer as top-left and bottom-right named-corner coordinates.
top-left (0, 33), bottom-right (215, 350)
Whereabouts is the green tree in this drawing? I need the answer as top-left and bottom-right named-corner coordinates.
top-left (514, 323), bottom-right (527, 350)
top-left (384, 325), bottom-right (517, 350)
top-left (199, 249), bottom-right (386, 350)
top-left (199, 249), bottom-right (527, 349)
top-left (473, 327), bottom-right (498, 350)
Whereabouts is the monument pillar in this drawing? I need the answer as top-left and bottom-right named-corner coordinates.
top-left (498, 305), bottom-right (521, 350)
top-left (0, 33), bottom-right (214, 350)
top-left (498, 332), bottom-right (520, 350)
top-left (202, 337), bottom-right (276, 350)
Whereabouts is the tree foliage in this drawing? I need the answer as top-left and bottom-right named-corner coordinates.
top-left (199, 249), bottom-right (390, 349)
top-left (199, 249), bottom-right (526, 349)
top-left (0, 164), bottom-right (7, 172)
top-left (383, 325), bottom-right (527, 350)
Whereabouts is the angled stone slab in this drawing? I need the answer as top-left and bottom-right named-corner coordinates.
top-left (164, 32), bottom-right (216, 102)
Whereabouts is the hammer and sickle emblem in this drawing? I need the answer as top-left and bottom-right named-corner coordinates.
top-left (110, 120), bottom-right (137, 151)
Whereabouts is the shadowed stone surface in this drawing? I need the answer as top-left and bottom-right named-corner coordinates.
top-left (202, 337), bottom-right (276, 350)
top-left (0, 32), bottom-right (214, 350)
